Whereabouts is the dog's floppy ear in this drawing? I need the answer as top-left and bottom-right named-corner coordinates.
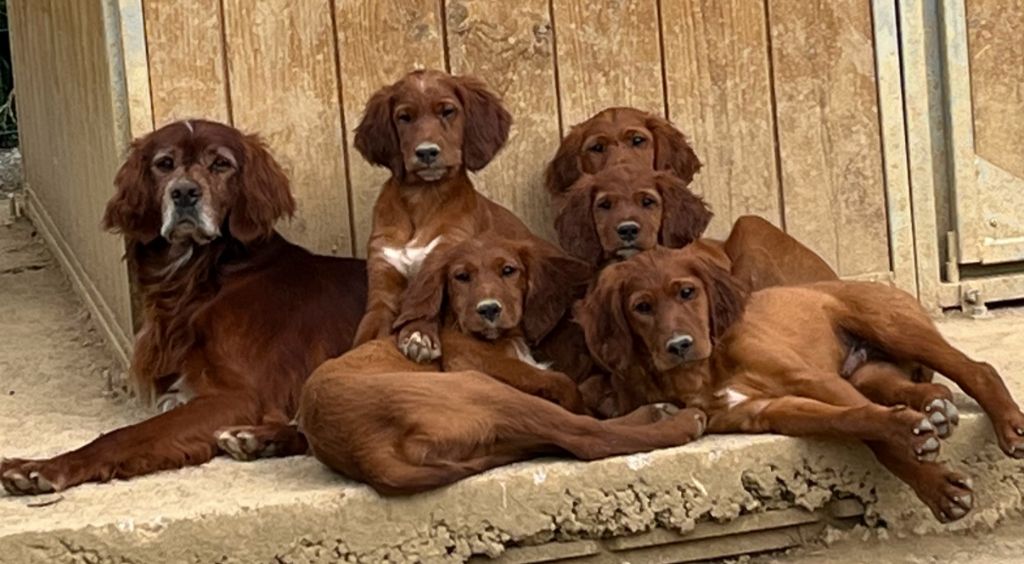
top-left (695, 257), bottom-right (747, 341)
top-left (394, 246), bottom-right (450, 331)
top-left (646, 114), bottom-right (702, 184)
top-left (519, 240), bottom-right (593, 344)
top-left (554, 176), bottom-right (604, 265)
top-left (354, 84), bottom-right (403, 176)
top-left (656, 171), bottom-right (712, 248)
top-left (454, 75), bottom-right (512, 171)
top-left (574, 265), bottom-right (636, 374)
top-left (544, 124), bottom-right (586, 197)
top-left (103, 139), bottom-right (162, 243)
top-left (229, 134), bottom-right (296, 243)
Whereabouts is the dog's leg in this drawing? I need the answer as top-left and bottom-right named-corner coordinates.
top-left (868, 442), bottom-right (973, 523)
top-left (216, 422), bottom-right (308, 461)
top-left (834, 286), bottom-right (1024, 458)
top-left (1, 395), bottom-right (259, 495)
top-left (353, 261), bottom-right (407, 346)
top-left (847, 361), bottom-right (958, 438)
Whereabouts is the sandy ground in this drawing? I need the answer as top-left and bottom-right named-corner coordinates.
top-left (2, 214), bottom-right (1024, 561)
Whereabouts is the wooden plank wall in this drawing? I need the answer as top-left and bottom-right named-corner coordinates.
top-left (129, 0), bottom-right (905, 285)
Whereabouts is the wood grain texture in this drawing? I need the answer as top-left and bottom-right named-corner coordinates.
top-left (143, 0), bottom-right (229, 126)
top-left (552, 0), bottom-right (664, 128)
top-left (768, 0), bottom-right (889, 277)
top-left (661, 0), bottom-right (779, 239)
top-left (223, 0), bottom-right (351, 255)
top-left (9, 0), bottom-right (134, 344)
top-left (967, 0), bottom-right (1024, 179)
top-left (335, 0), bottom-right (445, 257)
top-left (446, 0), bottom-right (560, 241)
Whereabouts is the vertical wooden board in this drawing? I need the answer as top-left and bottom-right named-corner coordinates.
top-left (223, 0), bottom-right (351, 255)
top-left (335, 0), bottom-right (445, 256)
top-left (143, 0), bottom-right (229, 126)
top-left (446, 0), bottom-right (561, 240)
top-left (768, 0), bottom-right (890, 277)
top-left (967, 0), bottom-right (1024, 179)
top-left (552, 0), bottom-right (664, 128)
top-left (661, 0), bottom-right (780, 239)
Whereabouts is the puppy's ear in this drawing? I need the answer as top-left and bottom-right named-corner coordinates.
top-left (520, 241), bottom-right (594, 344)
top-left (574, 265), bottom-right (636, 374)
top-left (656, 171), bottom-right (712, 248)
top-left (696, 258), bottom-right (747, 341)
top-left (354, 84), bottom-right (403, 176)
top-left (229, 134), bottom-right (296, 243)
top-left (554, 176), bottom-right (604, 265)
top-left (544, 124), bottom-right (586, 197)
top-left (646, 114), bottom-right (702, 184)
top-left (454, 75), bottom-right (512, 171)
top-left (394, 247), bottom-right (449, 330)
top-left (103, 139), bottom-right (162, 243)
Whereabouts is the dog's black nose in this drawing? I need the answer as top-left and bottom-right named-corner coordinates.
top-left (666, 335), bottom-right (694, 357)
top-left (476, 301), bottom-right (502, 322)
top-left (617, 221), bottom-right (640, 242)
top-left (415, 144), bottom-right (441, 164)
top-left (170, 183), bottom-right (201, 208)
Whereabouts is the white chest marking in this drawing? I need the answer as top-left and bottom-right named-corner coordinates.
top-left (511, 338), bottom-right (552, 370)
top-left (381, 236), bottom-right (443, 279)
top-left (718, 387), bottom-right (750, 409)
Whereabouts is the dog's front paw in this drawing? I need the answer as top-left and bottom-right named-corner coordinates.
top-left (398, 324), bottom-right (442, 363)
top-left (1, 458), bottom-right (61, 496)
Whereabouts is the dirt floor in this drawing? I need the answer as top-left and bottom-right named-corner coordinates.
top-left (2, 212), bottom-right (1024, 562)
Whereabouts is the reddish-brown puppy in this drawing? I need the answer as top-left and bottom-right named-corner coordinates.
top-left (576, 246), bottom-right (1024, 522)
top-left (0, 120), bottom-right (367, 494)
top-left (394, 234), bottom-right (593, 411)
top-left (352, 69), bottom-right (535, 364)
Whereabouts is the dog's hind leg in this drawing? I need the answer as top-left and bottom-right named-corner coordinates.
top-left (847, 361), bottom-right (958, 438)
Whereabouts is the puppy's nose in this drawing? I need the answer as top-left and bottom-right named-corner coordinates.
top-left (415, 143), bottom-right (441, 164)
top-left (476, 300), bottom-right (503, 323)
top-left (617, 221), bottom-right (640, 242)
top-left (666, 334), bottom-right (694, 358)
top-left (170, 182), bottom-right (201, 208)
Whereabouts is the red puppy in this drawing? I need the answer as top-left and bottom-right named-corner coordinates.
top-left (0, 120), bottom-right (367, 494)
top-left (575, 245), bottom-right (1024, 522)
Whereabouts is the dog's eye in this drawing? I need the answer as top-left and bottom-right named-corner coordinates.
top-left (631, 135), bottom-right (646, 146)
top-left (454, 272), bottom-right (471, 283)
top-left (596, 199), bottom-right (612, 210)
top-left (633, 301), bottom-right (652, 315)
top-left (641, 196), bottom-right (657, 208)
top-left (397, 113), bottom-right (412, 124)
top-left (501, 265), bottom-right (518, 277)
top-left (211, 158), bottom-right (233, 172)
top-left (679, 287), bottom-right (696, 300)
top-left (440, 105), bottom-right (456, 119)
top-left (588, 143), bottom-right (605, 153)
top-left (154, 157), bottom-right (175, 172)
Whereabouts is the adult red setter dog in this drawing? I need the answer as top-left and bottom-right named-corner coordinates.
top-left (297, 238), bottom-right (704, 495)
top-left (546, 107), bottom-right (837, 287)
top-left (352, 69), bottom-right (541, 365)
top-left (0, 120), bottom-right (367, 494)
top-left (574, 245), bottom-right (1024, 522)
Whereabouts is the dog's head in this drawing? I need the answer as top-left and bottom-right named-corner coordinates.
top-left (555, 164), bottom-right (712, 265)
top-left (545, 107), bottom-right (702, 198)
top-left (395, 235), bottom-right (592, 344)
top-left (575, 246), bottom-right (746, 375)
top-left (354, 69), bottom-right (512, 183)
top-left (103, 119), bottom-right (294, 245)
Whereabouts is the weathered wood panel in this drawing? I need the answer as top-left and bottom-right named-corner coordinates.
top-left (967, 0), bottom-right (1024, 180)
top-left (144, 0), bottom-right (230, 126)
top-left (661, 0), bottom-right (779, 240)
top-left (446, 0), bottom-right (560, 240)
top-left (552, 0), bottom-right (664, 128)
top-left (335, 0), bottom-right (445, 256)
top-left (768, 0), bottom-right (890, 277)
top-left (9, 0), bottom-right (134, 359)
top-left (223, 0), bottom-right (352, 255)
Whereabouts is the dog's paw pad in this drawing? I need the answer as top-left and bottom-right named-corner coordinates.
top-left (217, 428), bottom-right (276, 461)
